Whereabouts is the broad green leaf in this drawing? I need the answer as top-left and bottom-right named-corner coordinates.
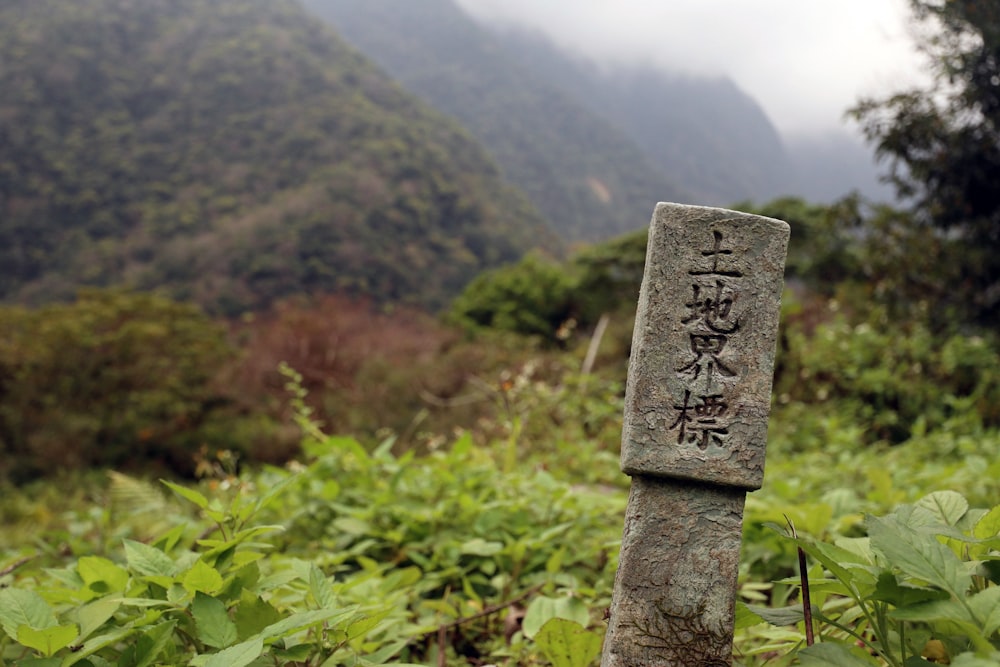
top-left (734, 601), bottom-right (765, 629)
top-left (460, 538), bottom-right (503, 557)
top-left (534, 618), bottom-right (602, 667)
top-left (201, 526), bottom-right (283, 553)
top-left (916, 491), bottom-right (969, 526)
top-left (151, 524), bottom-right (187, 553)
top-left (545, 547), bottom-right (565, 575)
top-left (160, 480), bottom-right (210, 510)
top-left (0, 589), bottom-right (58, 639)
top-left (890, 597), bottom-right (974, 625)
top-left (745, 604), bottom-right (806, 626)
top-left (17, 624), bottom-right (78, 657)
top-left (123, 540), bottom-right (176, 577)
top-left (309, 564), bottom-right (336, 609)
top-left (967, 585), bottom-right (1000, 635)
top-left (251, 472), bottom-right (299, 514)
top-left (42, 568), bottom-right (85, 590)
top-left (798, 642), bottom-right (880, 666)
top-left (956, 508), bottom-right (988, 535)
top-left (260, 607), bottom-right (358, 641)
top-left (974, 505), bottom-right (1000, 540)
top-left (117, 598), bottom-right (173, 608)
top-left (167, 583), bottom-right (188, 605)
top-left (273, 643), bottom-right (312, 662)
top-left (76, 557), bottom-right (129, 594)
top-left (183, 560), bottom-right (224, 595)
top-left (132, 620), bottom-right (177, 667)
top-left (868, 515), bottom-right (970, 596)
top-left (191, 637), bottom-right (264, 667)
top-left (333, 517), bottom-right (370, 536)
top-left (192, 593), bottom-right (237, 649)
top-left (75, 597), bottom-right (122, 642)
top-left (522, 596), bottom-right (589, 639)
top-left (343, 609), bottom-right (392, 642)
top-left (359, 637), bottom-right (411, 664)
top-left (832, 537), bottom-right (874, 563)
top-left (796, 539), bottom-right (868, 591)
top-left (872, 571), bottom-right (949, 607)
top-left (233, 591), bottom-right (281, 641)
top-left (537, 523), bottom-right (574, 543)
top-left (60, 625), bottom-right (135, 667)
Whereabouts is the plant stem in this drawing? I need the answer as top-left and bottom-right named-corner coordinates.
top-left (797, 544), bottom-right (814, 646)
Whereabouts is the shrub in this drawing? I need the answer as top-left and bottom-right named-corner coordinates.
top-left (0, 289), bottom-right (271, 480)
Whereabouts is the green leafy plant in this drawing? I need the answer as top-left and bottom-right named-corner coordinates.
top-left (744, 491), bottom-right (1000, 666)
top-left (534, 618), bottom-right (603, 667)
top-left (0, 469), bottom-right (415, 666)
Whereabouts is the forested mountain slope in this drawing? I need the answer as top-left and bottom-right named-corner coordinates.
top-left (301, 0), bottom-right (689, 242)
top-left (0, 0), bottom-right (556, 313)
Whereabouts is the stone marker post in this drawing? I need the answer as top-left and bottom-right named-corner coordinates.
top-left (602, 203), bottom-right (789, 666)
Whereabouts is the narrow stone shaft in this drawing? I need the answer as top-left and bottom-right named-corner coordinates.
top-left (602, 477), bottom-right (745, 666)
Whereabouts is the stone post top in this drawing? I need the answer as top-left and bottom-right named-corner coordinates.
top-left (653, 201), bottom-right (790, 232)
top-left (621, 203), bottom-right (790, 490)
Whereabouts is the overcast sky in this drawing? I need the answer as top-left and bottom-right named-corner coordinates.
top-left (453, 0), bottom-right (928, 138)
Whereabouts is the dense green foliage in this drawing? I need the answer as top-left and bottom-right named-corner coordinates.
top-left (0, 0), bottom-right (555, 313)
top-left (750, 491), bottom-right (1000, 666)
top-left (851, 0), bottom-right (1000, 326)
top-left (447, 232), bottom-right (647, 343)
top-left (300, 0), bottom-right (687, 241)
top-left (774, 305), bottom-right (1000, 445)
top-left (0, 290), bottom-right (290, 481)
top-left (446, 197), bottom-right (857, 345)
top-left (2, 249), bottom-right (999, 666)
top-left (448, 254), bottom-right (577, 340)
top-left (2, 341), bottom-right (1000, 664)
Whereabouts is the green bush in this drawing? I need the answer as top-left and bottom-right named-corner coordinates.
top-left (448, 253), bottom-right (577, 341)
top-left (773, 299), bottom-right (1000, 446)
top-left (743, 491), bottom-right (1000, 666)
top-left (0, 289), bottom-right (277, 480)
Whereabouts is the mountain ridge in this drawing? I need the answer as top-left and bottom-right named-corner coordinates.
top-left (488, 26), bottom-right (796, 203)
top-left (0, 0), bottom-right (558, 312)
top-left (301, 0), bottom-right (689, 242)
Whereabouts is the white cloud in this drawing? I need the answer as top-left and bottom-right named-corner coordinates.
top-left (454, 0), bottom-right (927, 136)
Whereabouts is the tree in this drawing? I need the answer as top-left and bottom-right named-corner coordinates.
top-left (0, 290), bottom-right (253, 480)
top-left (851, 0), bottom-right (1000, 326)
top-left (448, 253), bottom-right (577, 341)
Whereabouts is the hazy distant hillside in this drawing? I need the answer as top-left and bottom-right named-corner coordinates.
top-left (490, 27), bottom-right (895, 205)
top-left (0, 0), bottom-right (556, 312)
top-left (301, 0), bottom-right (688, 242)
top-left (785, 133), bottom-right (895, 203)
top-left (490, 28), bottom-right (796, 204)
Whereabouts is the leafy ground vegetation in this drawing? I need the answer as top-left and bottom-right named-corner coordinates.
top-left (1, 296), bottom-right (999, 664)
top-left (3, 200), bottom-right (1000, 665)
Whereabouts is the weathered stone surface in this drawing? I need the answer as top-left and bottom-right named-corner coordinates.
top-left (603, 203), bottom-right (789, 666)
top-left (620, 203), bottom-right (789, 490)
top-left (602, 477), bottom-right (746, 667)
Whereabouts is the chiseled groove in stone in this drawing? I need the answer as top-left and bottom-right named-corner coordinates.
top-left (620, 203), bottom-right (790, 491)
